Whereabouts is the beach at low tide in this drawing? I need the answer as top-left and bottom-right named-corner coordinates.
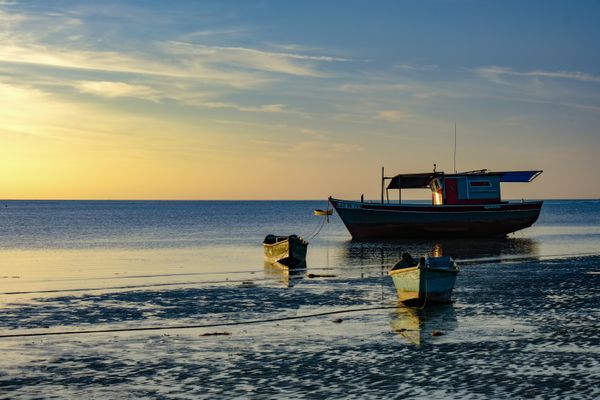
top-left (1, 254), bottom-right (599, 399)
top-left (1, 200), bottom-right (599, 398)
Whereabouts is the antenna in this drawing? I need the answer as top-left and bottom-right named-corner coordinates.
top-left (453, 123), bottom-right (457, 173)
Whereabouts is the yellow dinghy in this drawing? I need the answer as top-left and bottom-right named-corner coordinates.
top-left (313, 209), bottom-right (333, 216)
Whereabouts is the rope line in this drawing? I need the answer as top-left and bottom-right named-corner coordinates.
top-left (306, 215), bottom-right (327, 240)
top-left (303, 201), bottom-right (331, 241)
top-left (0, 305), bottom-right (398, 339)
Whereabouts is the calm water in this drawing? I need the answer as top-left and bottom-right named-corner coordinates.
top-left (1, 199), bottom-right (599, 259)
top-left (1, 200), bottom-right (599, 398)
top-left (0, 199), bottom-right (599, 293)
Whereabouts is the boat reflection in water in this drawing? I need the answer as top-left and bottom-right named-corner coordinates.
top-left (390, 303), bottom-right (457, 346)
top-left (339, 237), bottom-right (539, 269)
top-left (263, 261), bottom-right (307, 287)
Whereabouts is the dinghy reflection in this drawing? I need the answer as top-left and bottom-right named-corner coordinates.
top-left (390, 304), bottom-right (457, 346)
top-left (263, 261), bottom-right (307, 287)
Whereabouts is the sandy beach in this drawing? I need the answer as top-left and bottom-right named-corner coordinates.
top-left (1, 254), bottom-right (598, 399)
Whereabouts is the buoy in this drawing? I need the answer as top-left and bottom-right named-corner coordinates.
top-left (313, 209), bottom-right (333, 216)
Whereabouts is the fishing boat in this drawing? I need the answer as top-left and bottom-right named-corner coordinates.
top-left (263, 234), bottom-right (308, 267)
top-left (329, 168), bottom-right (543, 239)
top-left (389, 253), bottom-right (459, 305)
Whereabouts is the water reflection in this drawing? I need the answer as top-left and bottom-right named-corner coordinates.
top-left (390, 304), bottom-right (457, 346)
top-left (263, 261), bottom-right (307, 287)
top-left (339, 237), bottom-right (539, 267)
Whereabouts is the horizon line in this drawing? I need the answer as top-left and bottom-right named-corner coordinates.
top-left (0, 197), bottom-right (598, 202)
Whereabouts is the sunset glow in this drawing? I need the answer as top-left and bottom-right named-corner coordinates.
top-left (1, 1), bottom-right (599, 199)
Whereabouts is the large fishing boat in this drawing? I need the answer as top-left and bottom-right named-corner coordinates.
top-left (329, 168), bottom-right (543, 239)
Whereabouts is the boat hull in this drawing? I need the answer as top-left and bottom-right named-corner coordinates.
top-left (263, 236), bottom-right (308, 267)
top-left (390, 266), bottom-right (458, 304)
top-left (329, 198), bottom-right (543, 239)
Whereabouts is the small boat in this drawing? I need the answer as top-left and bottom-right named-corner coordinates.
top-left (329, 168), bottom-right (543, 239)
top-left (313, 209), bottom-right (333, 216)
top-left (263, 234), bottom-right (308, 267)
top-left (389, 253), bottom-right (459, 305)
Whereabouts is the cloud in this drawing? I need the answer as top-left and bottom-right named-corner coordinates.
top-left (0, 43), bottom-right (177, 76)
top-left (180, 28), bottom-right (246, 39)
top-left (0, 80), bottom-right (134, 143)
top-left (377, 110), bottom-right (408, 122)
top-left (0, 7), bottom-right (317, 88)
top-left (298, 128), bottom-right (325, 139)
top-left (74, 81), bottom-right (162, 102)
top-left (290, 140), bottom-right (363, 157)
top-left (395, 63), bottom-right (438, 71)
top-left (336, 82), bottom-right (433, 100)
top-left (162, 41), bottom-right (348, 77)
top-left (202, 101), bottom-right (289, 113)
top-left (331, 143), bottom-right (363, 153)
top-left (476, 66), bottom-right (600, 83)
top-left (0, 41), bottom-right (278, 89)
top-left (0, 6), bottom-right (27, 23)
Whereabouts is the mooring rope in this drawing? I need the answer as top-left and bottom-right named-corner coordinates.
top-left (305, 214), bottom-right (327, 240)
top-left (302, 201), bottom-right (332, 241)
top-left (0, 305), bottom-right (398, 339)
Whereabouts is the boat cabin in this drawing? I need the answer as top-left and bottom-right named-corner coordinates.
top-left (384, 169), bottom-right (542, 206)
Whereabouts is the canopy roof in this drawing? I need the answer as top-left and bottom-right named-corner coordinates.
top-left (386, 170), bottom-right (542, 189)
top-left (386, 172), bottom-right (440, 189)
top-left (496, 170), bottom-right (543, 182)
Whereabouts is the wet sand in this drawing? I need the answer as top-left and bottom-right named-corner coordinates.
top-left (1, 255), bottom-right (599, 399)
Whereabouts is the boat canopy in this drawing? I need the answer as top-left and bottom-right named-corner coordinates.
top-left (386, 173), bottom-right (440, 189)
top-left (497, 170), bottom-right (543, 182)
top-left (386, 170), bottom-right (542, 190)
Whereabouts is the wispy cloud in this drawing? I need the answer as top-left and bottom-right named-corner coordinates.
top-left (0, 5), bottom-right (345, 90)
top-left (476, 66), bottom-right (600, 83)
top-left (0, 43), bottom-right (177, 76)
top-left (180, 28), bottom-right (247, 39)
top-left (74, 81), bottom-right (162, 102)
top-left (201, 101), bottom-right (289, 113)
top-left (298, 128), bottom-right (325, 139)
top-left (162, 41), bottom-right (349, 77)
top-left (395, 63), bottom-right (438, 71)
top-left (0, 41), bottom-right (279, 89)
top-left (290, 140), bottom-right (363, 157)
top-left (0, 6), bottom-right (27, 24)
top-left (377, 110), bottom-right (408, 122)
top-left (336, 82), bottom-right (433, 100)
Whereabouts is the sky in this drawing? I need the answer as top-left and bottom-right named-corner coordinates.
top-left (0, 0), bottom-right (599, 200)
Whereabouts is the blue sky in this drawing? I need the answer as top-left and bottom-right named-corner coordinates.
top-left (0, 0), bottom-right (599, 199)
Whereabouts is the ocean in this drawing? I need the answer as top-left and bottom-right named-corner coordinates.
top-left (1, 200), bottom-right (599, 398)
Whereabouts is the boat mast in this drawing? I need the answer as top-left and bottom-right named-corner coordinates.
top-left (381, 166), bottom-right (384, 204)
top-left (454, 123), bottom-right (457, 173)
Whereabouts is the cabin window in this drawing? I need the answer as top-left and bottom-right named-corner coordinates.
top-left (469, 180), bottom-right (491, 187)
